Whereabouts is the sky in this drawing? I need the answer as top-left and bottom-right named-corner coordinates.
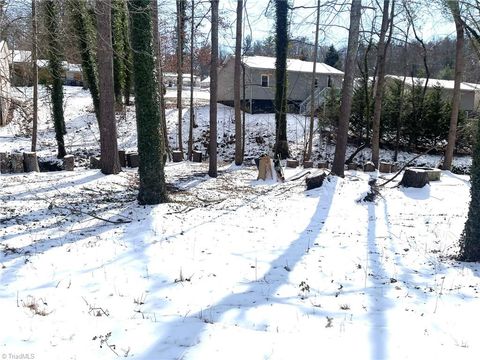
top-left (216, 0), bottom-right (457, 53)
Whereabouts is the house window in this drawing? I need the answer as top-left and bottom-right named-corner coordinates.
top-left (327, 75), bottom-right (332, 87)
top-left (261, 74), bottom-right (269, 87)
top-left (314, 78), bottom-right (319, 88)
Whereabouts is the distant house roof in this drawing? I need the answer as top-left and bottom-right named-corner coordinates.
top-left (10, 49), bottom-right (81, 72)
top-left (385, 75), bottom-right (480, 92)
top-left (241, 55), bottom-right (344, 75)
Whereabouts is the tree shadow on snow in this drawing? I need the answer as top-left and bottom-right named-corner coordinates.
top-left (136, 177), bottom-right (339, 359)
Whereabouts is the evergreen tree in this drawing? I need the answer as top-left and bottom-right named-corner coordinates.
top-left (128, 0), bottom-right (168, 204)
top-left (324, 45), bottom-right (340, 68)
top-left (68, 0), bottom-right (100, 121)
top-left (274, 0), bottom-right (289, 159)
top-left (44, 0), bottom-right (66, 158)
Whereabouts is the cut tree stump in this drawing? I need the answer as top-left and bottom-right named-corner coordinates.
top-left (11, 153), bottom-right (24, 173)
top-left (257, 155), bottom-right (273, 180)
top-left (192, 150), bottom-right (202, 163)
top-left (23, 152), bottom-right (40, 172)
top-left (127, 152), bottom-right (139, 168)
top-left (347, 163), bottom-right (357, 170)
top-left (409, 166), bottom-right (441, 181)
top-left (0, 152), bottom-right (9, 174)
top-left (379, 162), bottom-right (391, 173)
top-left (286, 159), bottom-right (299, 168)
top-left (363, 161), bottom-right (375, 172)
top-left (306, 171), bottom-right (327, 190)
top-left (63, 155), bottom-right (75, 171)
top-left (317, 161), bottom-right (328, 169)
top-left (303, 160), bottom-right (313, 168)
top-left (118, 150), bottom-right (126, 167)
top-left (399, 168), bottom-right (430, 188)
top-left (90, 156), bottom-right (101, 169)
top-left (172, 150), bottom-right (183, 162)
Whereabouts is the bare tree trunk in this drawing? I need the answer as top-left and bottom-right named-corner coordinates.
top-left (371, 0), bottom-right (391, 168)
top-left (443, 1), bottom-right (465, 170)
top-left (96, 0), bottom-right (121, 174)
top-left (209, 0), bottom-right (218, 177)
top-left (331, 0), bottom-right (362, 177)
top-left (176, 0), bottom-right (184, 153)
top-left (31, 0), bottom-right (38, 152)
top-left (188, 0), bottom-right (195, 160)
top-left (152, 0), bottom-right (170, 161)
top-left (234, 0), bottom-right (243, 165)
top-left (306, 0), bottom-right (321, 161)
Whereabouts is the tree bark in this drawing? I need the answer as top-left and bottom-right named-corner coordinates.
top-left (443, 1), bottom-right (464, 170)
top-left (128, 0), bottom-right (168, 204)
top-left (306, 0), bottom-right (321, 161)
top-left (371, 0), bottom-right (391, 168)
top-left (209, 0), bottom-right (219, 177)
top-left (23, 152), bottom-right (39, 172)
top-left (331, 0), bottom-right (362, 177)
top-left (176, 0), bottom-right (185, 153)
top-left (274, 0), bottom-right (289, 159)
top-left (234, 0), bottom-right (244, 165)
top-left (31, 0), bottom-right (38, 152)
top-left (188, 0), bottom-right (195, 161)
top-left (96, 0), bottom-right (121, 175)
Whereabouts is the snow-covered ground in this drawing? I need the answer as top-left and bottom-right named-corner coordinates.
top-left (1, 86), bottom-right (479, 359)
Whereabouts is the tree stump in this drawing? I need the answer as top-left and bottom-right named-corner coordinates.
top-left (257, 155), bottom-right (273, 180)
top-left (306, 171), bottom-right (327, 190)
top-left (63, 155), bottom-right (75, 171)
top-left (303, 160), bottom-right (314, 169)
top-left (286, 159), bottom-right (299, 168)
top-left (192, 150), bottom-right (202, 163)
top-left (399, 168), bottom-right (430, 188)
top-left (127, 152), bottom-right (139, 168)
top-left (317, 161), bottom-right (328, 169)
top-left (172, 150), bottom-right (183, 162)
top-left (11, 153), bottom-right (24, 173)
top-left (409, 167), bottom-right (441, 181)
top-left (363, 161), bottom-right (375, 172)
top-left (118, 150), bottom-right (126, 167)
top-left (347, 162), bottom-right (357, 170)
top-left (90, 156), bottom-right (101, 169)
top-left (0, 152), bottom-right (9, 174)
top-left (23, 152), bottom-right (40, 172)
top-left (379, 162), bottom-right (392, 173)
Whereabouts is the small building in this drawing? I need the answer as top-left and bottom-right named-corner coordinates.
top-left (217, 55), bottom-right (344, 113)
top-left (0, 41), bottom-right (11, 126)
top-left (200, 76), bottom-right (210, 89)
top-left (163, 72), bottom-right (200, 88)
top-left (9, 49), bottom-right (83, 86)
top-left (385, 75), bottom-right (480, 114)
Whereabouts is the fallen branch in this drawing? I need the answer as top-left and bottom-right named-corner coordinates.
top-left (51, 203), bottom-right (132, 224)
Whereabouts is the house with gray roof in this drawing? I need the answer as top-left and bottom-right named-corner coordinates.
top-left (217, 55), bottom-right (344, 114)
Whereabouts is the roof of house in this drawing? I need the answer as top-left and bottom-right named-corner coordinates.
top-left (241, 55), bottom-right (344, 75)
top-left (10, 50), bottom-right (81, 72)
top-left (385, 75), bottom-right (480, 92)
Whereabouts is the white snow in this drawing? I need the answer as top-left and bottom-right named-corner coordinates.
top-left (1, 86), bottom-right (479, 360)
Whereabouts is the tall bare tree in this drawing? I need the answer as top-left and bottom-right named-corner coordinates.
top-left (234, 0), bottom-right (244, 165)
top-left (371, 0), bottom-right (392, 168)
top-left (96, 0), bottom-right (121, 174)
top-left (31, 0), bottom-right (38, 152)
top-left (176, 0), bottom-right (186, 154)
top-left (331, 0), bottom-right (362, 177)
top-left (443, 0), bottom-right (465, 170)
top-left (188, 0), bottom-right (195, 160)
top-left (305, 0), bottom-right (321, 161)
top-left (209, 0), bottom-right (219, 177)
